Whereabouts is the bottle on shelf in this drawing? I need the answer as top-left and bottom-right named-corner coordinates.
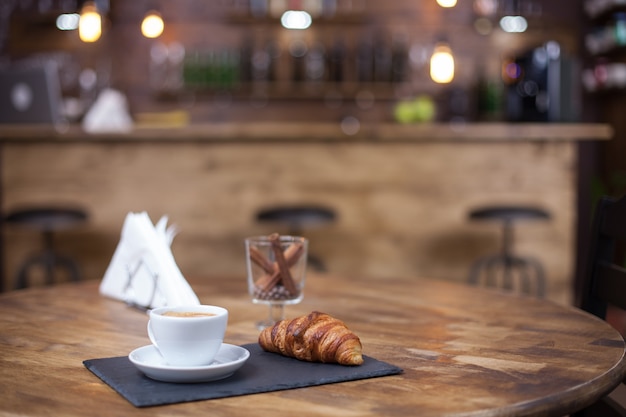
top-left (355, 35), bottom-right (374, 83)
top-left (373, 32), bottom-right (392, 83)
top-left (250, 37), bottom-right (280, 83)
top-left (306, 41), bottom-right (326, 82)
top-left (182, 47), bottom-right (240, 91)
top-left (327, 37), bottom-right (346, 83)
top-left (250, 0), bottom-right (269, 18)
top-left (390, 32), bottom-right (408, 84)
top-left (239, 36), bottom-right (254, 83)
top-left (289, 38), bottom-right (308, 83)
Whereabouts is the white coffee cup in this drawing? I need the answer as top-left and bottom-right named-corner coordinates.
top-left (147, 305), bottom-right (228, 367)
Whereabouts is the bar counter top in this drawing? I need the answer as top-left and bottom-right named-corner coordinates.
top-left (0, 122), bottom-right (614, 142)
top-left (0, 121), bottom-right (612, 302)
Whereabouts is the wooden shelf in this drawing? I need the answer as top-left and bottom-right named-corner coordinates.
top-left (226, 11), bottom-right (370, 26)
top-left (0, 123), bottom-right (614, 143)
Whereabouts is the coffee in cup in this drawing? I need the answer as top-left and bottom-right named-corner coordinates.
top-left (147, 305), bottom-right (228, 367)
top-left (161, 311), bottom-right (216, 318)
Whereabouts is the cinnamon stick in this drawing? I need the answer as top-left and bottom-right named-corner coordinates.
top-left (256, 270), bottom-right (281, 293)
top-left (284, 242), bottom-right (304, 267)
top-left (249, 246), bottom-right (275, 274)
top-left (255, 242), bottom-right (304, 292)
top-left (269, 233), bottom-right (298, 295)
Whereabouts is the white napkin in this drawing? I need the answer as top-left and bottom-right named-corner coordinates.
top-left (82, 88), bottom-right (133, 133)
top-left (99, 212), bottom-right (200, 309)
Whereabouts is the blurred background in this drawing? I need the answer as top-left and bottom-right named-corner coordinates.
top-left (0, 0), bottom-right (598, 123)
top-left (1, 0), bottom-right (625, 306)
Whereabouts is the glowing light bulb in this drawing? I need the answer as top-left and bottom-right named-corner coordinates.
top-left (56, 13), bottom-right (80, 31)
top-left (499, 15), bottom-right (528, 33)
top-left (141, 11), bottom-right (164, 38)
top-left (430, 43), bottom-right (455, 84)
top-left (436, 0), bottom-right (457, 7)
top-left (79, 2), bottom-right (101, 42)
top-left (280, 10), bottom-right (312, 29)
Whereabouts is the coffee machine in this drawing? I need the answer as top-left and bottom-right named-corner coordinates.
top-left (504, 41), bottom-right (580, 122)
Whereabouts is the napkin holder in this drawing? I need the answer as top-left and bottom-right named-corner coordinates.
top-left (100, 212), bottom-right (200, 309)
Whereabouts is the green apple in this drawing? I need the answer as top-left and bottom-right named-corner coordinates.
top-left (394, 95), bottom-right (436, 123)
top-left (393, 100), bottom-right (416, 124)
top-left (412, 95), bottom-right (436, 122)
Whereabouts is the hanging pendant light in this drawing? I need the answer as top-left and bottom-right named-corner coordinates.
top-left (436, 0), bottom-right (457, 7)
top-left (79, 1), bottom-right (102, 43)
top-left (141, 10), bottom-right (164, 38)
top-left (430, 41), bottom-right (455, 84)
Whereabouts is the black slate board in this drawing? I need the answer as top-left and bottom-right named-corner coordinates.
top-left (83, 343), bottom-right (403, 407)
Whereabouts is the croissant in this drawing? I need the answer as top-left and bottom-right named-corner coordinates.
top-left (258, 311), bottom-right (363, 366)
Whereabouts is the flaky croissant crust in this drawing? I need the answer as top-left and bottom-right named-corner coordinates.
top-left (258, 311), bottom-right (364, 366)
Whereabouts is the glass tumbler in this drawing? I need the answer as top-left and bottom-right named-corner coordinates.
top-left (245, 234), bottom-right (308, 329)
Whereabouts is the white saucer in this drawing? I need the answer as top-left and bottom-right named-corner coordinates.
top-left (128, 343), bottom-right (250, 383)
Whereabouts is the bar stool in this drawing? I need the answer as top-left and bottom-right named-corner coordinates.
top-left (4, 206), bottom-right (88, 289)
top-left (256, 205), bottom-right (336, 271)
top-left (467, 205), bottom-right (550, 297)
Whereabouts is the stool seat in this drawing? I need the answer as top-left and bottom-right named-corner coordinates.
top-left (6, 207), bottom-right (88, 231)
top-left (256, 205), bottom-right (336, 271)
top-left (468, 205), bottom-right (550, 297)
top-left (256, 206), bottom-right (336, 229)
top-left (469, 206), bottom-right (550, 222)
top-left (5, 206), bottom-right (88, 289)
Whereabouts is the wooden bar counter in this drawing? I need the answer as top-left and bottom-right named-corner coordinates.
top-left (0, 122), bottom-right (612, 303)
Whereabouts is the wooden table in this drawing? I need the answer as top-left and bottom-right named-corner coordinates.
top-left (1, 273), bottom-right (625, 416)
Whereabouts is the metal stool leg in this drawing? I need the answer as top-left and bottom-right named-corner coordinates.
top-left (467, 206), bottom-right (549, 297)
top-left (508, 256), bottom-right (546, 297)
top-left (468, 257), bottom-right (489, 285)
top-left (55, 255), bottom-right (81, 282)
top-left (14, 252), bottom-right (82, 289)
top-left (42, 231), bottom-right (57, 284)
top-left (14, 251), bottom-right (52, 289)
top-left (469, 254), bottom-right (498, 286)
top-left (517, 259), bottom-right (532, 295)
top-left (469, 250), bottom-right (546, 297)
top-left (501, 220), bottom-right (515, 291)
top-left (469, 254), bottom-right (507, 288)
top-left (485, 256), bottom-right (504, 288)
top-left (15, 256), bottom-right (40, 289)
top-left (525, 257), bottom-right (546, 297)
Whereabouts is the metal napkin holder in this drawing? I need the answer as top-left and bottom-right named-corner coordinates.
top-left (122, 258), bottom-right (160, 311)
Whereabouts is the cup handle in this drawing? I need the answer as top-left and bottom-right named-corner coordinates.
top-left (147, 320), bottom-right (158, 347)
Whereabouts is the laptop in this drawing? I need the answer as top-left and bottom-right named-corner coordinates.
top-left (0, 63), bottom-right (65, 125)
